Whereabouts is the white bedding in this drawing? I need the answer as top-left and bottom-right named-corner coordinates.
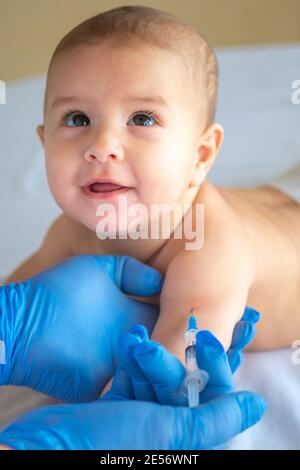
top-left (0, 43), bottom-right (300, 448)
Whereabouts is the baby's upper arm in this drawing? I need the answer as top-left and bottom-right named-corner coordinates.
top-left (151, 239), bottom-right (250, 358)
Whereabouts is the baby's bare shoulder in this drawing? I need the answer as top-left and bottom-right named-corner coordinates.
top-left (151, 181), bottom-right (250, 277)
top-left (160, 182), bottom-right (254, 299)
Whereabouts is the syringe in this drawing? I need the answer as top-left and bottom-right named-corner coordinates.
top-left (184, 310), bottom-right (209, 407)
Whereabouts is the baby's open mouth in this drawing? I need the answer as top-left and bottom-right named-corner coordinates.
top-left (82, 179), bottom-right (131, 200)
top-left (89, 182), bottom-right (125, 193)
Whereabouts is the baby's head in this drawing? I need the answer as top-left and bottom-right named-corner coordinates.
top-left (37, 5), bottom-right (223, 234)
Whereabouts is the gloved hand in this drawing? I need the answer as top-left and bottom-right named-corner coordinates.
top-left (105, 307), bottom-right (260, 405)
top-left (0, 255), bottom-right (163, 402)
top-left (0, 391), bottom-right (267, 450)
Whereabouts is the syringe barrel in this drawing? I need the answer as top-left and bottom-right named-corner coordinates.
top-left (184, 328), bottom-right (197, 348)
top-left (185, 328), bottom-right (198, 374)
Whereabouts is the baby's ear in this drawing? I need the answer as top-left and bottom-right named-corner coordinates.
top-left (36, 124), bottom-right (45, 146)
top-left (191, 123), bottom-right (224, 186)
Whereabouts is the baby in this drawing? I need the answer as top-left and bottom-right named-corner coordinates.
top-left (6, 5), bottom-right (300, 362)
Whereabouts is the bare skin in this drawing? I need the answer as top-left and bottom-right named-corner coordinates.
top-left (6, 180), bottom-right (300, 362)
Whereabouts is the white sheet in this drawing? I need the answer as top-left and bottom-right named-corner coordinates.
top-left (0, 43), bottom-right (300, 447)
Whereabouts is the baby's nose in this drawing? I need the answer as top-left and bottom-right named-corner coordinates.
top-left (83, 130), bottom-right (124, 164)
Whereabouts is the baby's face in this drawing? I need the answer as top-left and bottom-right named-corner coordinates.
top-left (38, 43), bottom-right (205, 234)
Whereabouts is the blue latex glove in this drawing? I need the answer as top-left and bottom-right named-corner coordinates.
top-left (0, 392), bottom-right (267, 450)
top-left (105, 307), bottom-right (260, 404)
top-left (0, 255), bottom-right (163, 402)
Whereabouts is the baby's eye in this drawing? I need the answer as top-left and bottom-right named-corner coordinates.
top-left (128, 110), bottom-right (159, 127)
top-left (63, 111), bottom-right (90, 127)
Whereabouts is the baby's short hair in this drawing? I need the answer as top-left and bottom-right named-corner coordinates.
top-left (46, 5), bottom-right (218, 126)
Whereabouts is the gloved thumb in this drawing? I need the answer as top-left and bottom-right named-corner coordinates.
top-left (112, 256), bottom-right (164, 296)
top-left (166, 391), bottom-right (267, 449)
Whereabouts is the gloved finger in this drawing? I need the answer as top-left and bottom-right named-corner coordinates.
top-left (230, 306), bottom-right (260, 350)
top-left (230, 306), bottom-right (260, 351)
top-left (173, 391), bottom-right (267, 450)
top-left (106, 256), bottom-right (164, 296)
top-left (227, 349), bottom-right (242, 374)
top-left (227, 321), bottom-right (255, 373)
top-left (101, 366), bottom-right (134, 401)
top-left (196, 331), bottom-right (233, 403)
top-left (133, 340), bottom-right (187, 406)
top-left (103, 325), bottom-right (150, 401)
top-left (226, 307), bottom-right (260, 374)
top-left (230, 321), bottom-right (255, 351)
top-left (118, 326), bottom-right (158, 402)
top-left (241, 306), bottom-right (260, 324)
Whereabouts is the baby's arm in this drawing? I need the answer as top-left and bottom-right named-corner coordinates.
top-left (5, 215), bottom-right (74, 284)
top-left (150, 189), bottom-right (253, 363)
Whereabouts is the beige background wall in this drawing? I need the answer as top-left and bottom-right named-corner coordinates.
top-left (1, 0), bottom-right (300, 82)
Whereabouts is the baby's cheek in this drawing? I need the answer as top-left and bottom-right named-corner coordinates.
top-left (136, 161), bottom-right (176, 201)
top-left (46, 154), bottom-right (76, 198)
top-left (45, 153), bottom-right (63, 184)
